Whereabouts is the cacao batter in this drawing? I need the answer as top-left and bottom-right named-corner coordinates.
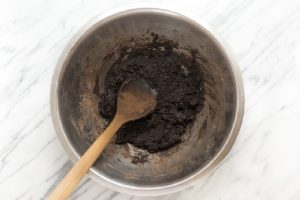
top-left (98, 34), bottom-right (205, 153)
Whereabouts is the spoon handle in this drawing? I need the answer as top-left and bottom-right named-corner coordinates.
top-left (48, 115), bottom-right (124, 200)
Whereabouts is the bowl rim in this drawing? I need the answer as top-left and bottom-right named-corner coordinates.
top-left (50, 6), bottom-right (245, 196)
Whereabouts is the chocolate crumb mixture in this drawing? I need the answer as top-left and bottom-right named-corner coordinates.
top-left (98, 34), bottom-right (205, 153)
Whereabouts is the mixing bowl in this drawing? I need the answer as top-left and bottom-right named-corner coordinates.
top-left (50, 7), bottom-right (244, 196)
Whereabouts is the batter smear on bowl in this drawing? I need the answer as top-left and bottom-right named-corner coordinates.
top-left (99, 34), bottom-right (205, 153)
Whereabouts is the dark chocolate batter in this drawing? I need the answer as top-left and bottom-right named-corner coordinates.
top-left (98, 34), bottom-right (205, 153)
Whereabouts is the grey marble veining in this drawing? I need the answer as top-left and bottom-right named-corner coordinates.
top-left (1, 0), bottom-right (300, 199)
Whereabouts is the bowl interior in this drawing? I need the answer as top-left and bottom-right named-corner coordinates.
top-left (57, 10), bottom-right (237, 187)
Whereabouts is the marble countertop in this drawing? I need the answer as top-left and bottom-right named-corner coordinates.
top-left (1, 0), bottom-right (300, 199)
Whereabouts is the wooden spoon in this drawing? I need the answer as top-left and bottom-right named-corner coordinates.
top-left (48, 79), bottom-right (157, 200)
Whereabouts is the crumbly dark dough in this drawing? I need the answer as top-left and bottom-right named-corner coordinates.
top-left (98, 34), bottom-right (205, 153)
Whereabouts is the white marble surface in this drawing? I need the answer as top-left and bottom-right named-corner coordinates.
top-left (1, 0), bottom-right (300, 199)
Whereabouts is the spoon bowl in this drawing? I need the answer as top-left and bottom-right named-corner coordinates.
top-left (117, 79), bottom-right (157, 122)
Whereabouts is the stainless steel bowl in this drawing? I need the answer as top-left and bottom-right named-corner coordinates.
top-left (51, 7), bottom-right (244, 196)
